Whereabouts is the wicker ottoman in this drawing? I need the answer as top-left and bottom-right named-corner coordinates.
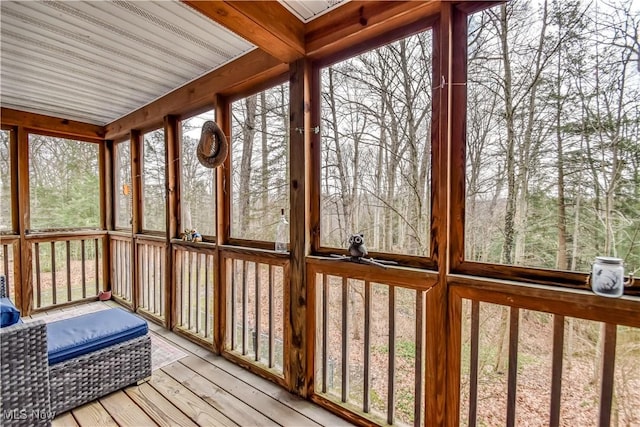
top-left (1, 300), bottom-right (151, 427)
top-left (46, 308), bottom-right (152, 414)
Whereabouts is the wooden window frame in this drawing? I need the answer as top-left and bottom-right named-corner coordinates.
top-left (447, 3), bottom-right (639, 297)
top-left (310, 17), bottom-right (440, 271)
top-left (177, 110), bottom-right (218, 243)
top-left (0, 126), bottom-right (18, 236)
top-left (26, 132), bottom-right (102, 233)
top-left (226, 73), bottom-right (291, 251)
top-left (139, 126), bottom-right (167, 236)
top-left (113, 139), bottom-right (133, 232)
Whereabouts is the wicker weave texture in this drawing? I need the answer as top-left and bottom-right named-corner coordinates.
top-left (49, 334), bottom-right (151, 414)
top-left (0, 275), bottom-right (7, 298)
top-left (0, 321), bottom-right (52, 427)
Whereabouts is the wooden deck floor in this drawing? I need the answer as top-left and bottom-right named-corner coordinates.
top-left (42, 305), bottom-right (353, 427)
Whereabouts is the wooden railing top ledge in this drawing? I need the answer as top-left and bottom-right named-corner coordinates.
top-left (307, 255), bottom-right (438, 290)
top-left (25, 229), bottom-right (106, 242)
top-left (448, 274), bottom-right (640, 328)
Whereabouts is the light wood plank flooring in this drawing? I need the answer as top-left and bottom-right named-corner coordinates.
top-left (40, 305), bottom-right (352, 427)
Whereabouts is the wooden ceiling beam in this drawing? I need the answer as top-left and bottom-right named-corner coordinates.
top-left (305, 1), bottom-right (441, 61)
top-left (0, 108), bottom-right (105, 142)
top-left (182, 0), bottom-right (305, 63)
top-left (104, 49), bottom-right (287, 141)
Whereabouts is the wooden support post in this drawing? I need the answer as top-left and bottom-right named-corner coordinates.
top-left (215, 95), bottom-right (231, 353)
top-left (444, 4), bottom-right (469, 427)
top-left (130, 130), bottom-right (142, 311)
top-left (428, 3), bottom-right (455, 426)
top-left (7, 127), bottom-right (22, 308)
top-left (101, 140), bottom-right (112, 292)
top-left (16, 126), bottom-right (30, 315)
top-left (289, 58), bottom-right (312, 397)
top-left (165, 115), bottom-right (179, 328)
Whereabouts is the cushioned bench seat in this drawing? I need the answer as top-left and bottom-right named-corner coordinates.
top-left (46, 308), bottom-right (148, 365)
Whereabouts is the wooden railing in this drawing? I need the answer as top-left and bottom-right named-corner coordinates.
top-left (221, 248), bottom-right (289, 384)
top-left (110, 233), bottom-right (133, 306)
top-left (136, 236), bottom-right (166, 323)
top-left (448, 276), bottom-right (640, 427)
top-left (174, 242), bottom-right (215, 344)
top-left (308, 258), bottom-right (437, 427)
top-left (28, 231), bottom-right (105, 311)
top-left (0, 236), bottom-right (19, 302)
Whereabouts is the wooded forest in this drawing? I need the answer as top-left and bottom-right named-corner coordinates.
top-left (466, 0), bottom-right (639, 273)
top-left (0, 1), bottom-right (638, 425)
top-left (1, 0), bottom-right (637, 268)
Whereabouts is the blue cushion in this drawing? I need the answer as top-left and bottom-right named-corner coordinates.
top-left (46, 308), bottom-right (148, 365)
top-left (0, 297), bottom-right (21, 327)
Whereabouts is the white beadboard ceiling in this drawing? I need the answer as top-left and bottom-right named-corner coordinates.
top-left (0, 0), bottom-right (347, 127)
top-left (281, 0), bottom-right (346, 22)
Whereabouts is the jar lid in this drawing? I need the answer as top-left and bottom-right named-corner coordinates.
top-left (595, 256), bottom-right (623, 264)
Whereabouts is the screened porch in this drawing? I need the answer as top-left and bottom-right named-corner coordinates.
top-left (1, 1), bottom-right (639, 426)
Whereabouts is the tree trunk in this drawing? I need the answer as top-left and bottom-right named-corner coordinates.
top-left (260, 91), bottom-right (269, 229)
top-left (328, 68), bottom-right (350, 244)
top-left (239, 95), bottom-right (257, 232)
top-left (499, 4), bottom-right (517, 265)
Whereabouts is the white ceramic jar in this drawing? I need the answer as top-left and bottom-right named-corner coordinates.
top-left (591, 256), bottom-right (624, 298)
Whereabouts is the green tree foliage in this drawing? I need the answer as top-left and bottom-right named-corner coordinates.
top-left (115, 141), bottom-right (132, 229)
top-left (142, 129), bottom-right (166, 232)
top-left (29, 134), bottom-right (99, 230)
top-left (0, 130), bottom-right (11, 232)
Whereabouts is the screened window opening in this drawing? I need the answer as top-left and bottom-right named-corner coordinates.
top-left (115, 141), bottom-right (132, 229)
top-left (0, 129), bottom-right (12, 232)
top-left (464, 2), bottom-right (640, 273)
top-left (29, 134), bottom-right (99, 230)
top-left (320, 29), bottom-right (433, 257)
top-left (181, 111), bottom-right (216, 238)
top-left (142, 128), bottom-right (166, 232)
top-left (231, 83), bottom-right (290, 242)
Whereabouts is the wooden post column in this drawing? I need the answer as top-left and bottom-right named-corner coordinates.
top-left (443, 3), bottom-right (472, 427)
top-left (165, 115), bottom-right (180, 328)
top-left (288, 58), bottom-right (312, 397)
top-left (130, 130), bottom-right (142, 311)
top-left (427, 3), bottom-right (454, 425)
top-left (16, 126), bottom-right (30, 315)
top-left (214, 95), bottom-right (232, 353)
top-left (101, 140), bottom-right (112, 293)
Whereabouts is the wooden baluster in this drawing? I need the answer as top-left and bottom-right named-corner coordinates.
top-left (51, 242), bottom-right (57, 305)
top-left (187, 250), bottom-right (192, 330)
top-left (34, 243), bottom-right (41, 308)
top-left (388, 285), bottom-right (396, 425)
top-left (341, 276), bottom-right (349, 403)
top-left (269, 264), bottom-right (275, 368)
top-left (468, 300), bottom-right (480, 427)
top-left (195, 252), bottom-right (201, 334)
top-left (255, 263), bottom-right (261, 362)
top-left (242, 260), bottom-right (248, 356)
top-left (363, 280), bottom-right (371, 412)
top-left (66, 240), bottom-right (71, 302)
top-left (549, 314), bottom-right (564, 427)
top-left (598, 323), bottom-right (617, 427)
top-left (506, 307), bottom-right (520, 427)
top-left (94, 238), bottom-right (99, 295)
top-left (322, 274), bottom-right (329, 393)
top-left (414, 289), bottom-right (425, 427)
top-left (81, 240), bottom-right (86, 299)
top-left (204, 254), bottom-right (211, 339)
